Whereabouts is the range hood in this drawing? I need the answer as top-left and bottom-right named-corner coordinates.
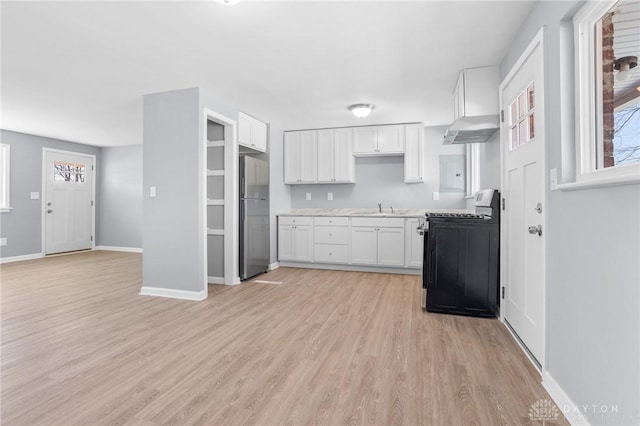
top-left (443, 114), bottom-right (499, 144)
top-left (443, 65), bottom-right (500, 144)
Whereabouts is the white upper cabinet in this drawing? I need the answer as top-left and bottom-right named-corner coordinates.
top-left (284, 130), bottom-right (317, 184)
top-left (353, 124), bottom-right (405, 156)
top-left (318, 128), bottom-right (355, 183)
top-left (404, 124), bottom-right (424, 183)
top-left (333, 128), bottom-right (355, 182)
top-left (452, 66), bottom-right (500, 121)
top-left (285, 123), bottom-right (422, 184)
top-left (238, 112), bottom-right (267, 152)
top-left (353, 127), bottom-right (378, 154)
top-left (285, 128), bottom-right (353, 184)
top-left (317, 130), bottom-right (334, 182)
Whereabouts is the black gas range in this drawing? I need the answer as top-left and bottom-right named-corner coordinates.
top-left (422, 189), bottom-right (500, 318)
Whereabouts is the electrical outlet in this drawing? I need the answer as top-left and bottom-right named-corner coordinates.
top-left (432, 191), bottom-right (440, 201)
top-left (0, 238), bottom-right (7, 247)
top-left (305, 192), bottom-right (311, 201)
top-left (30, 192), bottom-right (40, 200)
top-left (149, 186), bottom-right (157, 197)
top-left (327, 192), bottom-right (333, 201)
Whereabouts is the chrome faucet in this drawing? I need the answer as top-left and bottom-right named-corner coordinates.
top-left (390, 206), bottom-right (394, 214)
top-left (378, 203), bottom-right (382, 213)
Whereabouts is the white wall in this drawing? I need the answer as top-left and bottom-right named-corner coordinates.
top-left (501, 1), bottom-right (640, 424)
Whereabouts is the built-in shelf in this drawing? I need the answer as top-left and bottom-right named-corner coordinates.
top-left (207, 228), bottom-right (224, 236)
top-left (207, 140), bottom-right (225, 148)
top-left (207, 169), bottom-right (224, 177)
top-left (207, 199), bottom-right (224, 206)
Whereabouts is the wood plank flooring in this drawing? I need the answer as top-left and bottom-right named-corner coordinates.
top-left (1, 251), bottom-right (565, 425)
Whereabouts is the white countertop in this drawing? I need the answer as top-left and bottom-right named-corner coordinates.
top-left (277, 208), bottom-right (473, 218)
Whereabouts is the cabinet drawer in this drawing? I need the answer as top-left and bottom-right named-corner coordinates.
top-left (314, 216), bottom-right (349, 227)
top-left (314, 227), bottom-right (349, 245)
top-left (313, 244), bottom-right (349, 264)
top-left (351, 217), bottom-right (405, 228)
top-left (279, 216), bottom-right (313, 226)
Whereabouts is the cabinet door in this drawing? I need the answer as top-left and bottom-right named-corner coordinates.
top-left (404, 219), bottom-right (424, 268)
top-left (377, 125), bottom-right (405, 154)
top-left (317, 129), bottom-right (334, 182)
top-left (352, 127), bottom-right (377, 154)
top-left (377, 227), bottom-right (405, 266)
top-left (299, 131), bottom-right (318, 183)
top-left (238, 112), bottom-right (252, 147)
top-left (284, 132), bottom-right (300, 184)
top-left (278, 225), bottom-right (295, 261)
top-left (453, 71), bottom-right (465, 120)
top-left (294, 225), bottom-right (314, 262)
top-left (404, 124), bottom-right (424, 183)
top-left (333, 128), bottom-right (355, 182)
top-left (251, 119), bottom-right (267, 152)
top-left (350, 227), bottom-right (377, 265)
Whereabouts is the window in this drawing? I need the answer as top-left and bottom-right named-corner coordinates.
top-left (509, 83), bottom-right (536, 150)
top-left (0, 144), bottom-right (10, 211)
top-left (573, 0), bottom-right (640, 186)
top-left (53, 161), bottom-right (86, 183)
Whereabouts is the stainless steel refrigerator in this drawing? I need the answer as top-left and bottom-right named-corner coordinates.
top-left (239, 156), bottom-right (270, 280)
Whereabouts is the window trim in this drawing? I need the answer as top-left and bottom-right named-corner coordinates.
top-left (465, 143), bottom-right (480, 197)
top-left (567, 0), bottom-right (640, 190)
top-left (0, 144), bottom-right (11, 212)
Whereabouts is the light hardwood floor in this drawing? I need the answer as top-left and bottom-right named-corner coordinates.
top-left (1, 251), bottom-right (565, 425)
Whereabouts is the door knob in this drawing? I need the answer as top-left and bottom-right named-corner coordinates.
top-left (528, 225), bottom-right (542, 236)
top-left (47, 209), bottom-right (53, 213)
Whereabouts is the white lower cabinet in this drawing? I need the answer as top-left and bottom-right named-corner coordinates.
top-left (278, 217), bottom-right (313, 262)
top-left (313, 217), bottom-right (349, 264)
top-left (350, 227), bottom-right (378, 265)
top-left (404, 218), bottom-right (424, 268)
top-left (278, 215), bottom-right (420, 270)
top-left (350, 217), bottom-right (405, 267)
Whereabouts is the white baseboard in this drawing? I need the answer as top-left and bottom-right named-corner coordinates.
top-left (278, 261), bottom-right (422, 276)
top-left (268, 262), bottom-right (280, 271)
top-left (96, 246), bottom-right (143, 253)
top-left (0, 252), bottom-right (45, 264)
top-left (139, 286), bottom-right (206, 301)
top-left (208, 276), bottom-right (242, 285)
top-left (542, 371), bottom-right (591, 426)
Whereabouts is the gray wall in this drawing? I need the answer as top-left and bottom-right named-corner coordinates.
top-left (97, 145), bottom-right (143, 249)
top-left (0, 130), bottom-right (101, 258)
top-left (143, 88), bottom-right (202, 292)
top-left (290, 126), bottom-right (466, 209)
top-left (501, 1), bottom-right (639, 423)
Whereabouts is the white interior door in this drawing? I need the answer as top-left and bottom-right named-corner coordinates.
top-left (44, 150), bottom-right (94, 255)
top-left (500, 30), bottom-right (546, 365)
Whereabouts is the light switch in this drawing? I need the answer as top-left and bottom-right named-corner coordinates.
top-left (0, 238), bottom-right (7, 247)
top-left (327, 192), bottom-right (333, 201)
top-left (150, 186), bottom-right (157, 198)
top-left (305, 192), bottom-right (311, 201)
top-left (30, 192), bottom-right (40, 200)
top-left (432, 191), bottom-right (440, 201)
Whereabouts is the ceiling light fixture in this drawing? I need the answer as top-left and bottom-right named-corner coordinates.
top-left (216, 0), bottom-right (243, 5)
top-left (614, 56), bottom-right (637, 82)
top-left (348, 104), bottom-right (375, 118)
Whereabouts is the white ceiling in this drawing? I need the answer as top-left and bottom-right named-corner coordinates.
top-left (1, 1), bottom-right (536, 147)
